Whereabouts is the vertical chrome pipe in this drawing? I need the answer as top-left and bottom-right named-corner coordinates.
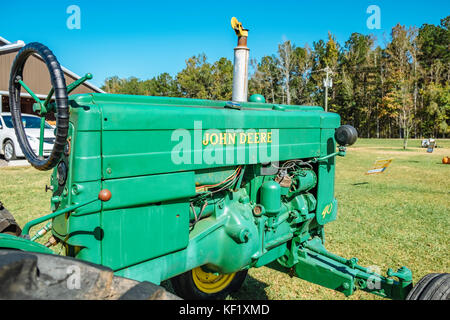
top-left (232, 38), bottom-right (249, 102)
top-left (231, 18), bottom-right (249, 103)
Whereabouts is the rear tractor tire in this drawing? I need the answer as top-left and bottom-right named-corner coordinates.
top-left (0, 249), bottom-right (180, 300)
top-left (0, 202), bottom-right (21, 236)
top-left (171, 266), bottom-right (248, 300)
top-left (406, 273), bottom-right (450, 300)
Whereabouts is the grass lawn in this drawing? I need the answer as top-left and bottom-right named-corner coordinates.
top-left (0, 138), bottom-right (449, 300)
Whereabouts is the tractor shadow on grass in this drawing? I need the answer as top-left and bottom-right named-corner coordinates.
top-left (351, 182), bottom-right (369, 186)
top-left (229, 274), bottom-right (270, 300)
top-left (160, 274), bottom-right (270, 300)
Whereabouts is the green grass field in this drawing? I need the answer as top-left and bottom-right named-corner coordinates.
top-left (0, 138), bottom-right (449, 300)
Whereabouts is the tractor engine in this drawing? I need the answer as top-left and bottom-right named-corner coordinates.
top-left (45, 93), bottom-right (343, 281)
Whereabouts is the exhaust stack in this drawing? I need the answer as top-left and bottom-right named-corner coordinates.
top-left (231, 17), bottom-right (249, 102)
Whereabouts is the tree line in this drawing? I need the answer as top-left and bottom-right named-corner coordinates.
top-left (102, 16), bottom-right (449, 146)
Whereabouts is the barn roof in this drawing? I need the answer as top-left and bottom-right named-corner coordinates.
top-left (0, 36), bottom-right (105, 94)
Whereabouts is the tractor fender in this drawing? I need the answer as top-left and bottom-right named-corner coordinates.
top-left (0, 233), bottom-right (54, 255)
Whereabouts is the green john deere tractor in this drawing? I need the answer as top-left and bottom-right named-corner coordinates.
top-left (0, 19), bottom-right (448, 300)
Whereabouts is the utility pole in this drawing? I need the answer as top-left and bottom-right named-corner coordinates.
top-left (323, 66), bottom-right (332, 112)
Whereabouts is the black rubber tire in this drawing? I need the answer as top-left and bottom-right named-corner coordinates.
top-left (3, 140), bottom-right (16, 162)
top-left (0, 202), bottom-right (21, 236)
top-left (0, 249), bottom-right (180, 300)
top-left (9, 42), bottom-right (69, 171)
top-left (171, 269), bottom-right (248, 300)
top-left (406, 273), bottom-right (450, 300)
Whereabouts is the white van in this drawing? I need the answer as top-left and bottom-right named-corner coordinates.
top-left (0, 113), bottom-right (55, 161)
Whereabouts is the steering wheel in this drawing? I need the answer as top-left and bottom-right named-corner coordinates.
top-left (9, 43), bottom-right (69, 171)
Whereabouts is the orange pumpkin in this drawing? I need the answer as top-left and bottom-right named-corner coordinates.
top-left (443, 156), bottom-right (450, 164)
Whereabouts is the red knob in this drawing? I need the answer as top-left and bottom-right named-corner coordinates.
top-left (98, 189), bottom-right (112, 202)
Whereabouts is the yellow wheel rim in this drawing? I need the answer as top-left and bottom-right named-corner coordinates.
top-left (192, 267), bottom-right (236, 294)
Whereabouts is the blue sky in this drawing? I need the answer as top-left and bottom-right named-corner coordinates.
top-left (1, 0), bottom-right (448, 87)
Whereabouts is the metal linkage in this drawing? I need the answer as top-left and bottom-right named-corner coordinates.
top-left (279, 237), bottom-right (413, 300)
top-left (30, 221), bottom-right (52, 241)
top-left (15, 73), bottom-right (93, 157)
top-left (22, 189), bottom-right (111, 238)
top-left (310, 146), bottom-right (347, 163)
